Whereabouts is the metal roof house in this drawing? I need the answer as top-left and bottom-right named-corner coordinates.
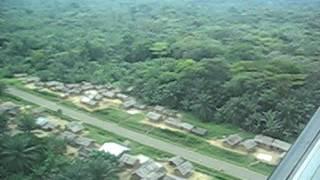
top-left (146, 112), bottom-right (162, 122)
top-left (175, 161), bottom-right (194, 178)
top-left (269, 107), bottom-right (320, 180)
top-left (223, 134), bottom-right (243, 147)
top-left (99, 142), bottom-right (130, 157)
top-left (131, 160), bottom-right (166, 180)
top-left (239, 139), bottom-right (257, 152)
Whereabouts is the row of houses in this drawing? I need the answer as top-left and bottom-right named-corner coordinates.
top-left (98, 142), bottom-right (194, 180)
top-left (147, 111), bottom-right (208, 137)
top-left (223, 134), bottom-right (292, 153)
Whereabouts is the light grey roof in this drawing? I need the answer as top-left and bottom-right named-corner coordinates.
top-left (164, 118), bottom-right (181, 128)
top-left (119, 153), bottom-right (139, 166)
top-left (74, 136), bottom-right (95, 147)
top-left (154, 105), bottom-right (165, 112)
top-left (254, 135), bottom-right (274, 147)
top-left (66, 121), bottom-right (85, 133)
top-left (179, 123), bottom-right (194, 131)
top-left (25, 77), bottom-right (40, 83)
top-left (94, 94), bottom-right (103, 101)
top-left (41, 122), bottom-right (59, 131)
top-left (134, 160), bottom-right (164, 178)
top-left (35, 117), bottom-right (49, 127)
top-left (46, 81), bottom-right (62, 87)
top-left (143, 170), bottom-right (166, 180)
top-left (134, 103), bottom-right (147, 110)
top-left (191, 127), bottom-right (208, 136)
top-left (272, 139), bottom-right (291, 152)
top-left (224, 134), bottom-right (243, 146)
top-left (176, 161), bottom-right (193, 177)
top-left (123, 99), bottom-right (137, 109)
top-left (59, 131), bottom-right (78, 142)
top-left (116, 93), bottom-right (129, 100)
top-left (102, 91), bottom-right (116, 98)
top-left (169, 156), bottom-right (185, 167)
top-left (240, 139), bottom-right (257, 151)
top-left (147, 112), bottom-right (162, 122)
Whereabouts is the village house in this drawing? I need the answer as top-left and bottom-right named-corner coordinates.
top-left (66, 121), bottom-right (85, 134)
top-left (73, 136), bottom-right (95, 148)
top-left (116, 93), bottom-right (129, 101)
top-left (119, 153), bottom-right (140, 168)
top-left (146, 112), bottom-right (163, 122)
top-left (59, 131), bottom-right (78, 144)
top-left (99, 142), bottom-right (130, 157)
top-left (191, 127), bottom-right (208, 136)
top-left (223, 134), bottom-right (243, 147)
top-left (239, 139), bottom-right (258, 152)
top-left (154, 105), bottom-right (165, 113)
top-left (80, 96), bottom-right (98, 107)
top-left (175, 161), bottom-right (194, 178)
top-left (123, 99), bottom-right (137, 109)
top-left (133, 103), bottom-right (147, 110)
top-left (254, 135), bottom-right (274, 149)
top-left (164, 118), bottom-right (182, 129)
top-left (179, 122), bottom-right (194, 132)
top-left (131, 160), bottom-right (166, 180)
top-left (169, 156), bottom-right (185, 167)
top-left (272, 139), bottom-right (291, 152)
top-left (41, 121), bottom-right (59, 131)
top-left (25, 77), bottom-right (40, 84)
top-left (35, 117), bottom-right (49, 127)
top-left (102, 91), bottom-right (116, 98)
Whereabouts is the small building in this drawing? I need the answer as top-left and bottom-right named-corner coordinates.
top-left (66, 121), bottom-right (85, 134)
top-left (123, 99), bottom-right (137, 109)
top-left (131, 160), bottom-right (166, 180)
top-left (102, 91), bottom-right (116, 98)
top-left (134, 103), bottom-right (147, 110)
top-left (99, 142), bottom-right (130, 157)
top-left (254, 135), bottom-right (274, 149)
top-left (179, 123), bottom-right (194, 132)
top-left (74, 136), bottom-right (95, 148)
top-left (175, 161), bottom-right (194, 178)
top-left (146, 112), bottom-right (162, 122)
top-left (169, 156), bottom-right (185, 167)
top-left (136, 154), bottom-right (152, 164)
top-left (119, 153), bottom-right (140, 168)
top-left (25, 77), bottom-right (40, 84)
top-left (164, 118), bottom-right (181, 128)
top-left (45, 81), bottom-right (62, 88)
top-left (41, 122), bottom-right (59, 131)
top-left (0, 102), bottom-right (20, 116)
top-left (154, 105), bottom-right (165, 113)
top-left (191, 127), bottom-right (208, 136)
top-left (116, 93), bottom-right (129, 101)
top-left (35, 117), bottom-right (49, 127)
top-left (223, 134), bottom-right (243, 147)
top-left (94, 94), bottom-right (103, 101)
top-left (80, 96), bottom-right (98, 107)
top-left (78, 146), bottom-right (95, 158)
top-left (239, 139), bottom-right (257, 152)
top-left (59, 131), bottom-right (78, 143)
top-left (272, 139), bottom-right (291, 152)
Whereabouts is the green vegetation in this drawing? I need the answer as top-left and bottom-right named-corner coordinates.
top-left (0, 109), bottom-right (120, 180)
top-left (1, 0), bottom-right (319, 142)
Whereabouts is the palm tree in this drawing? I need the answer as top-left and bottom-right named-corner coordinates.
top-left (17, 113), bottom-right (37, 133)
top-left (0, 134), bottom-right (45, 174)
top-left (0, 113), bottom-right (9, 134)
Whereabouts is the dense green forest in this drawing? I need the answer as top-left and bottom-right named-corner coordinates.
top-left (1, 0), bottom-right (320, 141)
